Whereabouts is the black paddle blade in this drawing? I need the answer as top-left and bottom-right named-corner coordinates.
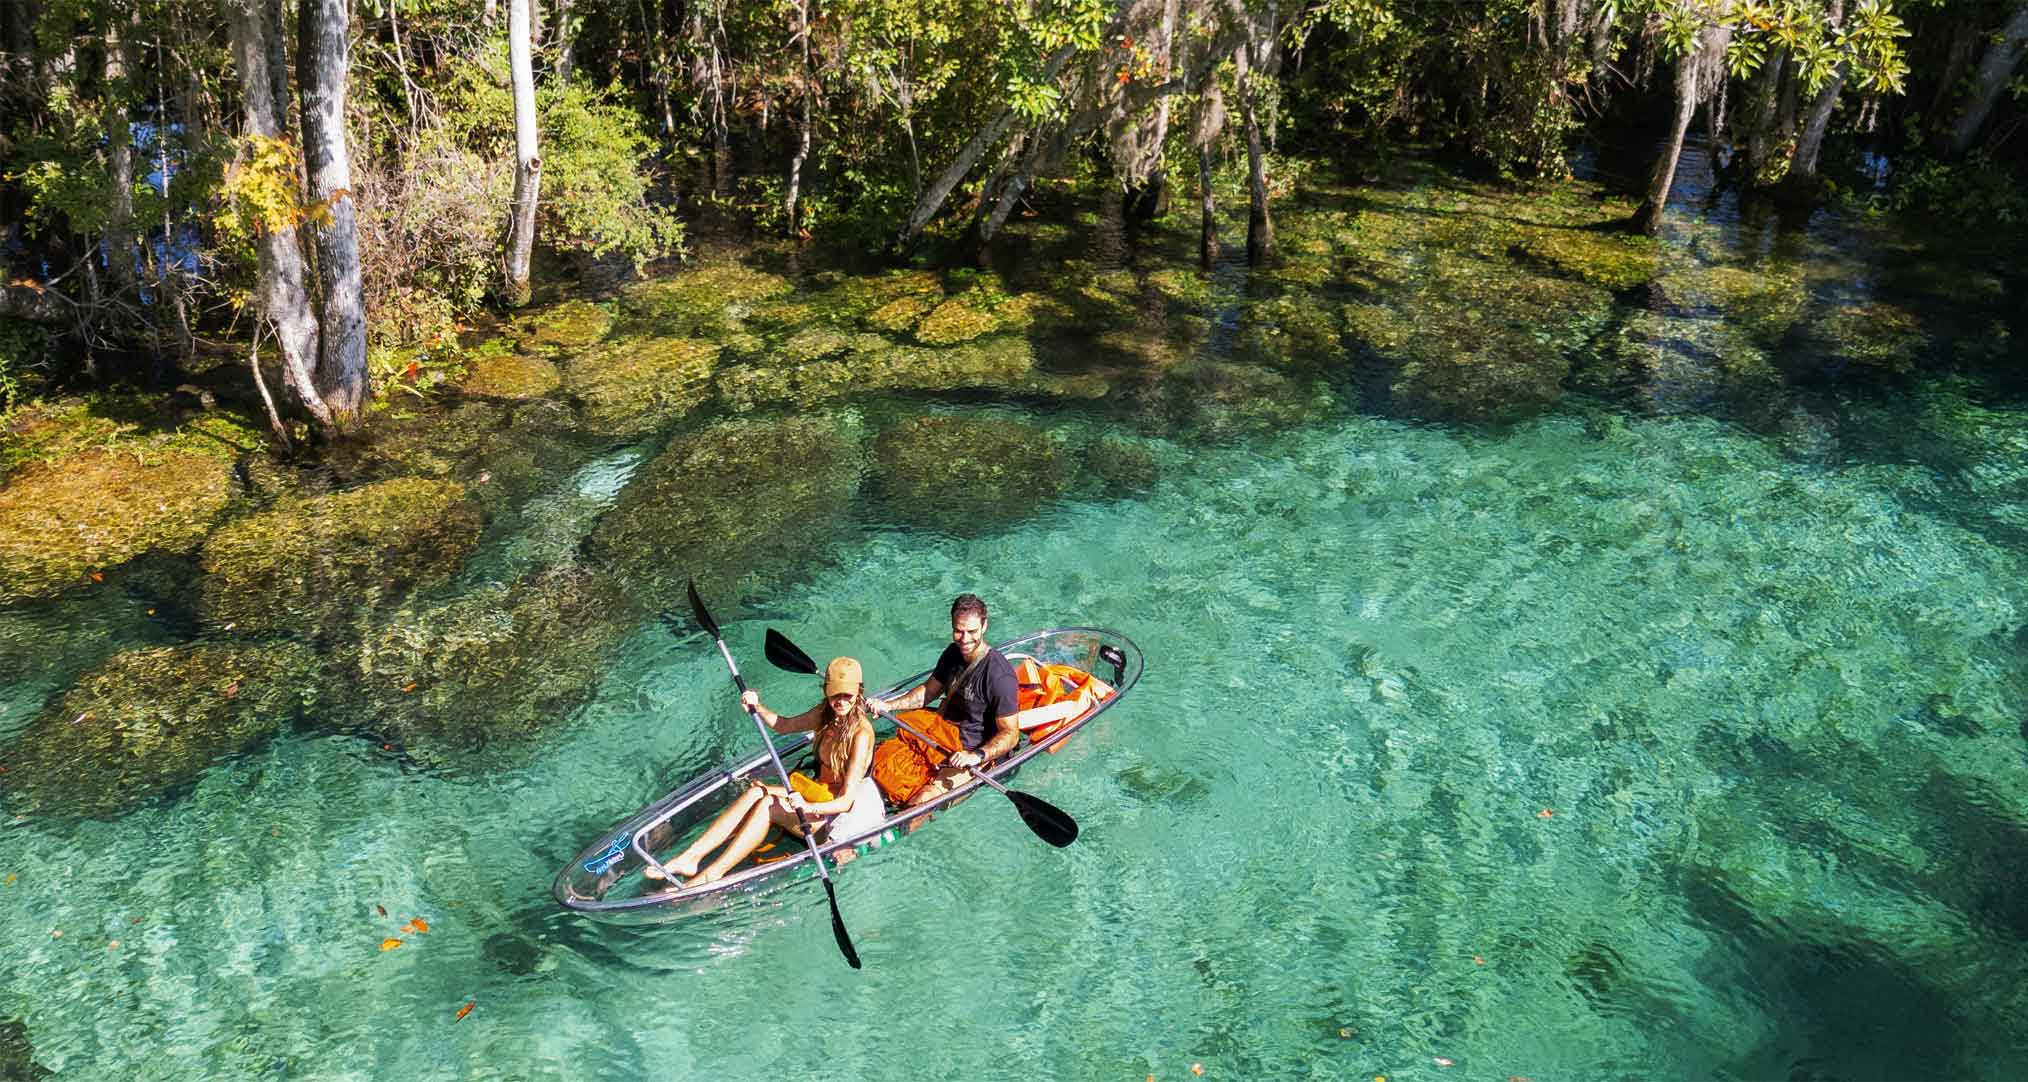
top-left (1007, 789), bottom-right (1079, 848)
top-left (685, 580), bottom-right (721, 640)
top-left (765, 628), bottom-right (819, 676)
top-left (821, 877), bottom-right (863, 969)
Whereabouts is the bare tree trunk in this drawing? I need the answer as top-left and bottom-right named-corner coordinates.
top-left (1195, 78), bottom-right (1224, 269)
top-left (225, 0), bottom-right (334, 433)
top-left (783, 0), bottom-right (813, 235)
top-left (1784, 0), bottom-right (1846, 188)
top-left (1634, 39), bottom-right (1701, 234)
top-left (1235, 44), bottom-right (1273, 264)
top-left (298, 0), bottom-right (368, 429)
top-left (898, 43), bottom-right (1078, 251)
top-left (104, 16), bottom-right (138, 301)
top-left (1927, 14), bottom-right (1978, 123)
top-left (1947, 2), bottom-right (2028, 155)
top-left (1742, 50), bottom-right (1787, 181)
top-left (554, 0), bottom-right (574, 82)
top-left (503, 0), bottom-right (540, 306)
top-left (688, 1), bottom-right (731, 196)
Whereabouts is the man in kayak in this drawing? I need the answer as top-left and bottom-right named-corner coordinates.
top-left (871, 593), bottom-right (1021, 807)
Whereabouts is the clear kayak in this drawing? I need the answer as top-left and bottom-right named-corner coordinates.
top-left (551, 626), bottom-right (1144, 925)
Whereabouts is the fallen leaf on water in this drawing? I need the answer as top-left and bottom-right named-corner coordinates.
top-left (376, 904), bottom-right (388, 917)
top-left (4, 874), bottom-right (14, 886)
top-left (1191, 1066), bottom-right (1203, 1078)
top-left (1509, 1076), bottom-right (1535, 1081)
top-left (403, 918), bottom-right (430, 934)
top-left (455, 1001), bottom-right (475, 1022)
top-left (146, 609), bottom-right (155, 616)
top-left (380, 938), bottom-right (403, 951)
top-left (1339, 1028), bottom-right (1353, 1039)
top-left (107, 940), bottom-right (119, 950)
top-left (50, 929), bottom-right (61, 938)
top-left (402, 683), bottom-right (417, 693)
top-left (1435, 1057), bottom-right (1454, 1068)
top-left (1537, 808), bottom-right (1554, 819)
top-left (89, 572), bottom-right (103, 582)
top-left (1474, 955), bottom-right (1485, 965)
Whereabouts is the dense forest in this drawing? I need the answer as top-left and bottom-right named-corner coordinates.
top-left (0, 0), bottom-right (2023, 442)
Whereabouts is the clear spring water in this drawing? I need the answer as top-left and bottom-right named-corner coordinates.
top-left (6, 385), bottom-right (2028, 1080)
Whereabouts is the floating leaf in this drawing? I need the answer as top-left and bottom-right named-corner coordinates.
top-left (376, 904), bottom-right (388, 917)
top-left (380, 938), bottom-right (403, 951)
top-left (403, 918), bottom-right (430, 934)
top-left (455, 1001), bottom-right (475, 1022)
top-left (89, 572), bottom-right (103, 582)
top-left (4, 874), bottom-right (14, 886)
top-left (1474, 955), bottom-right (1485, 965)
top-left (1537, 808), bottom-right (1554, 819)
top-left (1339, 1028), bottom-right (1353, 1039)
top-left (1191, 1066), bottom-right (1203, 1077)
top-left (1435, 1057), bottom-right (1455, 1068)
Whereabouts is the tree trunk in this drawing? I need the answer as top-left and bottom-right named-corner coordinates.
top-left (503, 0), bottom-right (540, 306)
top-left (689, 2), bottom-right (731, 196)
top-left (1634, 41), bottom-right (1701, 234)
top-left (298, 0), bottom-right (368, 429)
top-left (783, 0), bottom-right (813, 236)
top-left (104, 16), bottom-right (138, 300)
top-left (1927, 14), bottom-right (1979, 123)
top-left (1786, 61), bottom-right (1847, 185)
top-left (554, 0), bottom-right (574, 82)
top-left (1198, 141), bottom-right (1218, 268)
top-left (897, 43), bottom-right (1077, 251)
top-left (225, 0), bottom-right (334, 433)
top-left (1235, 44), bottom-right (1273, 264)
top-left (1947, 2), bottom-right (2028, 155)
top-left (1783, 0), bottom-right (1846, 188)
top-left (1742, 50), bottom-right (1787, 181)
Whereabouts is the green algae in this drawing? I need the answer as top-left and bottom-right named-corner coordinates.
top-left (913, 296), bottom-right (1000, 346)
top-left (585, 414), bottom-right (861, 610)
top-left (1812, 301), bottom-right (1928, 373)
top-left (1081, 433), bottom-right (1162, 496)
top-left (1658, 263), bottom-right (1809, 345)
top-left (460, 353), bottom-right (562, 399)
top-left (0, 448), bottom-right (236, 604)
top-left (618, 262), bottom-right (794, 338)
top-left (515, 298), bottom-right (613, 354)
top-left (1, 640), bottom-right (317, 818)
top-left (716, 335), bottom-right (1049, 413)
top-left (562, 336), bottom-right (720, 436)
top-left (780, 325), bottom-right (859, 364)
top-left (1236, 293), bottom-right (1343, 374)
top-left (197, 478), bottom-right (482, 639)
top-left (1143, 360), bottom-right (1331, 440)
top-left (866, 293), bottom-right (937, 334)
top-left (871, 415), bottom-right (1070, 535)
top-left (1513, 226), bottom-right (1663, 290)
top-left (347, 565), bottom-right (636, 763)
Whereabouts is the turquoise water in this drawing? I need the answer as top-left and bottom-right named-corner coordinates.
top-left (7, 383), bottom-right (2028, 1078)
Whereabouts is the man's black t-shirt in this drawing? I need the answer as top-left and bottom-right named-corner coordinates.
top-left (932, 644), bottom-right (1019, 752)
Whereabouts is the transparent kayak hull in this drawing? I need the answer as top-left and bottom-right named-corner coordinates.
top-left (552, 627), bottom-right (1143, 925)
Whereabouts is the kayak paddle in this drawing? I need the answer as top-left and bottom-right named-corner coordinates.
top-left (687, 582), bottom-right (861, 969)
top-left (763, 628), bottom-right (1080, 848)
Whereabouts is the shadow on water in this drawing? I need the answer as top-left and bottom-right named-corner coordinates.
top-left (1681, 871), bottom-right (1971, 1082)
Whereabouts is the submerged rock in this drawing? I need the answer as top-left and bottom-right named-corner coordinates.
top-left (1145, 360), bottom-right (1331, 439)
top-left (1, 641), bottom-right (317, 818)
top-left (198, 478), bottom-right (482, 639)
top-left (0, 448), bottom-right (236, 605)
top-left (1656, 262), bottom-right (1808, 346)
top-left (913, 296), bottom-right (1000, 346)
top-left (514, 298), bottom-right (613, 354)
top-left (1809, 301), bottom-right (1928, 374)
top-left (716, 335), bottom-right (1055, 412)
top-left (586, 415), bottom-right (862, 609)
top-left (561, 336), bottom-right (720, 437)
top-left (460, 353), bottom-right (563, 400)
top-left (618, 262), bottom-right (794, 338)
top-left (0, 1016), bottom-right (48, 1080)
top-left (872, 415), bottom-right (1070, 534)
top-left (348, 566), bottom-right (636, 763)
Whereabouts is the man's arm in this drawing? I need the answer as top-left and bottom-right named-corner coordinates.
top-left (875, 676), bottom-right (943, 714)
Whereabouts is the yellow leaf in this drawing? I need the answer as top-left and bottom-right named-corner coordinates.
top-left (380, 938), bottom-right (403, 951)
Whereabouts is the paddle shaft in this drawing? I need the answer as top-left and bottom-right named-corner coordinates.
top-left (708, 636), bottom-right (838, 879)
top-left (871, 704), bottom-right (1013, 796)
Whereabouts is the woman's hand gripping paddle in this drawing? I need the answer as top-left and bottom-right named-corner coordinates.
top-left (763, 628), bottom-right (1080, 848)
top-left (687, 582), bottom-right (861, 970)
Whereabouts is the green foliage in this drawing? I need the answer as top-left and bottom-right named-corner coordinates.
top-left (0, 320), bottom-right (47, 420)
top-left (1867, 152), bottom-right (2028, 226)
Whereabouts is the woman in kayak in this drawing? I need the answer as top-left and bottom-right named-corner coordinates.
top-left (652, 656), bottom-right (881, 887)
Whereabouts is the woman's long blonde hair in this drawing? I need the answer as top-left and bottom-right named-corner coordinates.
top-left (816, 684), bottom-right (872, 782)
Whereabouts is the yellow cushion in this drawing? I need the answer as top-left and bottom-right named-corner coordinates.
top-left (788, 771), bottom-right (834, 803)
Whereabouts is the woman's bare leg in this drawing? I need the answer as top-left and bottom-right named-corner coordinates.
top-left (663, 785), bottom-right (765, 879)
top-left (690, 798), bottom-right (777, 886)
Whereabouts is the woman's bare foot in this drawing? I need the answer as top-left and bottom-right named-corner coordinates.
top-left (685, 866), bottom-right (726, 888)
